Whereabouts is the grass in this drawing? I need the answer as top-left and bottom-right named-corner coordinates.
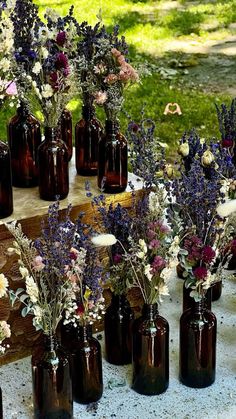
top-left (1, 0), bottom-right (236, 152)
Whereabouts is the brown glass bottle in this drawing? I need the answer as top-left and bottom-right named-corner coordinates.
top-left (183, 281), bottom-right (212, 312)
top-left (75, 105), bottom-right (102, 175)
top-left (38, 127), bottom-right (69, 201)
top-left (105, 293), bottom-right (134, 365)
top-left (179, 299), bottom-right (216, 388)
top-left (31, 334), bottom-right (73, 419)
top-left (98, 119), bottom-right (128, 193)
top-left (0, 387), bottom-right (3, 419)
top-left (72, 324), bottom-right (103, 404)
top-left (0, 141), bottom-right (13, 218)
top-left (7, 101), bottom-right (41, 187)
top-left (132, 303), bottom-right (169, 395)
top-left (211, 280), bottom-right (222, 301)
top-left (60, 109), bottom-right (73, 161)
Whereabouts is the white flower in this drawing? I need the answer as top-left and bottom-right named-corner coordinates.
top-left (0, 58), bottom-right (11, 73)
top-left (216, 200), bottom-right (236, 218)
top-left (201, 150), bottom-right (214, 167)
top-left (45, 8), bottom-right (60, 23)
top-left (91, 234), bottom-right (117, 247)
top-left (144, 264), bottom-right (152, 281)
top-left (0, 321), bottom-right (11, 342)
top-left (41, 84), bottom-right (53, 99)
top-left (148, 192), bottom-right (160, 213)
top-left (168, 236), bottom-right (180, 257)
top-left (158, 283), bottom-right (169, 302)
top-left (25, 276), bottom-right (39, 303)
top-left (0, 274), bottom-right (8, 298)
top-left (41, 47), bottom-right (49, 59)
top-left (32, 62), bottom-right (42, 75)
top-left (19, 266), bottom-right (29, 278)
top-left (139, 239), bottom-right (147, 253)
top-left (137, 251), bottom-right (145, 259)
top-left (178, 142), bottom-right (189, 157)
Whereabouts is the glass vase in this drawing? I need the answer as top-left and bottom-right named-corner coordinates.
top-left (72, 324), bottom-right (103, 404)
top-left (98, 119), bottom-right (128, 193)
top-left (132, 303), bottom-right (169, 395)
top-left (38, 127), bottom-right (69, 201)
top-left (75, 105), bottom-right (102, 175)
top-left (31, 334), bottom-right (73, 419)
top-left (104, 293), bottom-right (134, 365)
top-left (60, 109), bottom-right (73, 161)
top-left (7, 101), bottom-right (41, 187)
top-left (0, 141), bottom-right (13, 218)
top-left (179, 298), bottom-right (216, 388)
top-left (183, 281), bottom-right (212, 312)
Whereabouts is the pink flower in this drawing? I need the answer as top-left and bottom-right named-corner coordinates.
top-left (6, 82), bottom-right (17, 96)
top-left (151, 255), bottom-right (166, 273)
top-left (70, 247), bottom-right (80, 260)
top-left (94, 90), bottom-right (107, 105)
top-left (202, 246), bottom-right (215, 264)
top-left (149, 239), bottom-right (160, 250)
top-left (104, 74), bottom-right (118, 84)
top-left (33, 256), bottom-right (45, 271)
top-left (193, 266), bottom-right (208, 280)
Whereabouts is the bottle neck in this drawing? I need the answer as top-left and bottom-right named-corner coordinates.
top-left (17, 100), bottom-right (29, 119)
top-left (142, 303), bottom-right (158, 320)
top-left (44, 126), bottom-right (61, 141)
top-left (105, 119), bottom-right (120, 135)
top-left (192, 298), bottom-right (206, 314)
top-left (78, 324), bottom-right (93, 341)
top-left (111, 293), bottom-right (127, 308)
top-left (43, 334), bottom-right (58, 352)
top-left (82, 105), bottom-right (95, 121)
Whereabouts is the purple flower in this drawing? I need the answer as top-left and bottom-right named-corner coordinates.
top-left (193, 266), bottom-right (208, 280)
top-left (56, 31), bottom-right (67, 46)
top-left (55, 52), bottom-right (69, 70)
top-left (149, 239), bottom-right (160, 250)
top-left (151, 255), bottom-right (166, 273)
top-left (202, 246), bottom-right (215, 264)
top-left (113, 254), bottom-right (122, 264)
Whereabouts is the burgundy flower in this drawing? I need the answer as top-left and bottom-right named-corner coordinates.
top-left (50, 72), bottom-right (59, 91)
top-left (56, 31), bottom-right (67, 47)
top-left (113, 254), bottom-right (122, 264)
top-left (231, 240), bottom-right (236, 256)
top-left (149, 239), bottom-right (160, 250)
top-left (55, 52), bottom-right (68, 70)
top-left (202, 246), bottom-right (215, 264)
top-left (76, 303), bottom-right (84, 315)
top-left (151, 255), bottom-right (166, 273)
top-left (222, 138), bottom-right (234, 148)
top-left (193, 266), bottom-right (208, 280)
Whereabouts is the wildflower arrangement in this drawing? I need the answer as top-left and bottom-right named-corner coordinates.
top-left (12, 1), bottom-right (78, 127)
top-left (170, 159), bottom-right (228, 299)
top-left (92, 189), bottom-right (176, 305)
top-left (89, 27), bottom-right (139, 120)
top-left (6, 202), bottom-right (104, 335)
top-left (0, 274), bottom-right (11, 354)
top-left (0, 0), bottom-right (17, 108)
top-left (216, 99), bottom-right (236, 152)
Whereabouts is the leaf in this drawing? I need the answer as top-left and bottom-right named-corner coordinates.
top-left (15, 288), bottom-right (25, 296)
top-left (21, 306), bottom-right (31, 317)
top-left (19, 294), bottom-right (29, 303)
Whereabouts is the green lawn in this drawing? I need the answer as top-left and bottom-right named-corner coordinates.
top-left (1, 0), bottom-right (235, 151)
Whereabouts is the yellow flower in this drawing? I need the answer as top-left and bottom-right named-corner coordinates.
top-left (0, 274), bottom-right (9, 298)
top-left (201, 150), bottom-right (214, 167)
top-left (178, 142), bottom-right (189, 157)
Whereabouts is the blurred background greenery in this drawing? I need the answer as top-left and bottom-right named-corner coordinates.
top-left (1, 0), bottom-right (236, 153)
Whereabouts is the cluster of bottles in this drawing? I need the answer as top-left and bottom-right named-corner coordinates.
top-left (0, 102), bottom-right (128, 219)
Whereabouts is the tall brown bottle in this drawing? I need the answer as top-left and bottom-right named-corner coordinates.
top-left (7, 101), bottom-right (41, 187)
top-left (179, 298), bottom-right (216, 388)
top-left (38, 127), bottom-right (69, 201)
top-left (0, 141), bottom-right (13, 218)
top-left (98, 119), bottom-right (127, 193)
top-left (75, 105), bottom-right (102, 175)
top-left (60, 109), bottom-right (73, 161)
top-left (132, 303), bottom-right (169, 395)
top-left (183, 282), bottom-right (212, 312)
top-left (32, 334), bottom-right (73, 418)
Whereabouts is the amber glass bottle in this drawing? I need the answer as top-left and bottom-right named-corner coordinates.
top-left (0, 141), bottom-right (13, 218)
top-left (72, 324), bottom-right (103, 404)
top-left (60, 109), bottom-right (73, 161)
top-left (98, 119), bottom-right (127, 193)
top-left (32, 334), bottom-right (73, 418)
top-left (38, 127), bottom-right (69, 201)
top-left (132, 303), bottom-right (169, 395)
top-left (105, 293), bottom-right (134, 365)
top-left (75, 105), bottom-right (102, 175)
top-left (179, 299), bottom-right (216, 388)
top-left (7, 101), bottom-right (41, 187)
